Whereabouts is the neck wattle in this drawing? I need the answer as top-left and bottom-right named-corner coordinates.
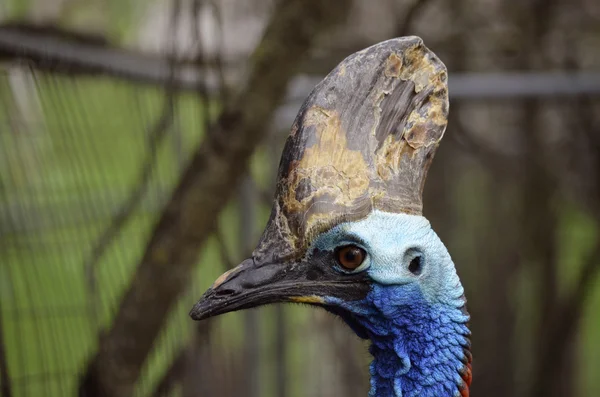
top-left (345, 285), bottom-right (472, 397)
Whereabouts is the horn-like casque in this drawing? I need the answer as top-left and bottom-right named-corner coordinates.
top-left (254, 36), bottom-right (449, 264)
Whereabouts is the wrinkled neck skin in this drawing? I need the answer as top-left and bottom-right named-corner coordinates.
top-left (332, 285), bottom-right (471, 397)
top-left (334, 285), bottom-right (471, 397)
top-left (320, 212), bottom-right (471, 397)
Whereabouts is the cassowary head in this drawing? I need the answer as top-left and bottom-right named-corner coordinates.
top-left (191, 37), bottom-right (471, 397)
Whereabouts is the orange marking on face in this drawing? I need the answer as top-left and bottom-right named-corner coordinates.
top-left (290, 296), bottom-right (324, 304)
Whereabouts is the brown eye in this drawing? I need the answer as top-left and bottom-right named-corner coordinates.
top-left (336, 245), bottom-right (366, 270)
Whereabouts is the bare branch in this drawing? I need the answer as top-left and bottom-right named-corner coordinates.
top-left (4, 23), bottom-right (600, 98)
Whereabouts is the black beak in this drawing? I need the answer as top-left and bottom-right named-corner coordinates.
top-left (190, 252), bottom-right (371, 321)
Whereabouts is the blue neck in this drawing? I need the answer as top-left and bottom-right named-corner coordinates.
top-left (333, 284), bottom-right (471, 397)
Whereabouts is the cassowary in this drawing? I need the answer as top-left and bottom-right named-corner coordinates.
top-left (190, 37), bottom-right (471, 397)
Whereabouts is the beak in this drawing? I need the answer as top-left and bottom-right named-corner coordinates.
top-left (190, 254), bottom-right (371, 321)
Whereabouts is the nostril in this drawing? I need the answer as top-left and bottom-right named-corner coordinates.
top-left (214, 287), bottom-right (237, 296)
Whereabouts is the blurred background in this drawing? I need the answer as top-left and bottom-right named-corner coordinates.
top-left (1, 0), bottom-right (599, 396)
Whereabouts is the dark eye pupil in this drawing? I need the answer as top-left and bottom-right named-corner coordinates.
top-left (408, 256), bottom-right (422, 275)
top-left (345, 249), bottom-right (358, 262)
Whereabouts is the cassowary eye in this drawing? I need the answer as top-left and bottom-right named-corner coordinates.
top-left (408, 256), bottom-right (422, 275)
top-left (336, 245), bottom-right (366, 270)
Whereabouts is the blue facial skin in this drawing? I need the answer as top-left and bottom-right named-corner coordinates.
top-left (310, 211), bottom-right (471, 397)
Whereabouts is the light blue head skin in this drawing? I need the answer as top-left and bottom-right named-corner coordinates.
top-left (310, 210), bottom-right (471, 397)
